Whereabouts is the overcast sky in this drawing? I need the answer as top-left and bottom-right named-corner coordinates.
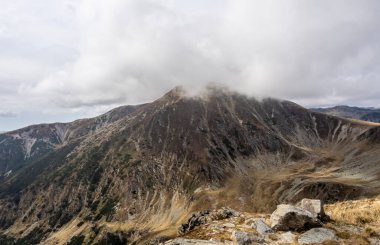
top-left (1, 0), bottom-right (380, 131)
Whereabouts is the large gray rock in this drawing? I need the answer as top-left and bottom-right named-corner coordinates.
top-left (270, 204), bottom-right (322, 231)
top-left (230, 231), bottom-right (265, 245)
top-left (165, 238), bottom-right (218, 245)
top-left (251, 219), bottom-right (271, 235)
top-left (298, 228), bottom-right (339, 244)
top-left (298, 199), bottom-right (328, 221)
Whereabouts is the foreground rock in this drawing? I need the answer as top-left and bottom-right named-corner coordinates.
top-left (251, 219), bottom-right (271, 235)
top-left (230, 231), bottom-right (265, 245)
top-left (178, 211), bottom-right (210, 235)
top-left (298, 228), bottom-right (339, 244)
top-left (298, 198), bottom-right (329, 221)
top-left (179, 208), bottom-right (239, 234)
top-left (164, 198), bottom-right (378, 245)
top-left (270, 204), bottom-right (322, 231)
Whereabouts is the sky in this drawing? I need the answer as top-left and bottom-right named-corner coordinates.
top-left (1, 0), bottom-right (380, 131)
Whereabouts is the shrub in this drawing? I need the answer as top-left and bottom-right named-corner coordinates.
top-left (67, 235), bottom-right (85, 245)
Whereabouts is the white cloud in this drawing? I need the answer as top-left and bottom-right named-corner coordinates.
top-left (2, 0), bottom-right (380, 123)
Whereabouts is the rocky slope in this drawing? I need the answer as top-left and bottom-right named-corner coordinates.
top-left (0, 105), bottom-right (139, 177)
top-left (0, 87), bottom-right (379, 244)
top-left (166, 197), bottom-right (380, 245)
top-left (311, 106), bottom-right (380, 123)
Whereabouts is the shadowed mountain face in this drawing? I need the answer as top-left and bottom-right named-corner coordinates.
top-left (0, 88), bottom-right (379, 243)
top-left (311, 106), bottom-right (380, 123)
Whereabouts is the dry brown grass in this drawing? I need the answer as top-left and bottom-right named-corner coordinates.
top-left (348, 118), bottom-right (380, 126)
top-left (321, 241), bottom-right (340, 245)
top-left (184, 227), bottom-right (232, 242)
top-left (340, 235), bottom-right (370, 245)
top-left (335, 230), bottom-right (351, 239)
top-left (325, 198), bottom-right (380, 226)
top-left (43, 218), bottom-right (90, 245)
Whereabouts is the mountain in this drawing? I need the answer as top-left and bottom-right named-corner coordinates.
top-left (0, 87), bottom-right (379, 244)
top-left (311, 105), bottom-right (380, 123)
top-left (0, 105), bottom-right (140, 177)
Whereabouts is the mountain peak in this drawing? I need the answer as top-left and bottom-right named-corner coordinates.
top-left (160, 85), bottom-right (238, 103)
top-left (0, 89), bottom-right (380, 244)
top-left (158, 86), bottom-right (187, 102)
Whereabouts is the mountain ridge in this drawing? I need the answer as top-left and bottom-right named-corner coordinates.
top-left (0, 104), bottom-right (142, 177)
top-left (311, 105), bottom-right (380, 123)
top-left (0, 87), bottom-right (379, 244)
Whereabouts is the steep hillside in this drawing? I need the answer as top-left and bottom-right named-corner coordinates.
top-left (311, 106), bottom-right (380, 123)
top-left (0, 105), bottom-right (139, 177)
top-left (0, 87), bottom-right (379, 244)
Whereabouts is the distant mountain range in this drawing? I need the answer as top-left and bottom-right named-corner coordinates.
top-left (311, 105), bottom-right (380, 123)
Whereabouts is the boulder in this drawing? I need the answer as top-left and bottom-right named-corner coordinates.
top-left (270, 204), bottom-right (322, 231)
top-left (251, 219), bottom-right (271, 235)
top-left (298, 228), bottom-right (339, 244)
top-left (230, 231), bottom-right (265, 245)
top-left (298, 199), bottom-right (329, 221)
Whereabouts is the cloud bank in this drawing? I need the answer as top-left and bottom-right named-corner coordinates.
top-left (2, 0), bottom-right (380, 121)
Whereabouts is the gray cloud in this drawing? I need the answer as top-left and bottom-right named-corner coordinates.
top-left (1, 0), bottom-right (380, 126)
top-left (0, 111), bottom-right (16, 118)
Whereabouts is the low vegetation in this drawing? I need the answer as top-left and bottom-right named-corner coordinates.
top-left (325, 197), bottom-right (380, 226)
top-left (94, 198), bottom-right (117, 221)
top-left (67, 234), bottom-right (85, 245)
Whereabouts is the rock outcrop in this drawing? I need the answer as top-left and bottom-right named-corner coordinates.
top-left (298, 198), bottom-right (329, 221)
top-left (178, 211), bottom-right (210, 235)
top-left (270, 204), bottom-right (322, 231)
top-left (179, 208), bottom-right (239, 235)
top-left (165, 198), bottom-right (379, 245)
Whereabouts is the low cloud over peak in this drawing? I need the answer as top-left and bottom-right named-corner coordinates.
top-left (1, 0), bottom-right (380, 130)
